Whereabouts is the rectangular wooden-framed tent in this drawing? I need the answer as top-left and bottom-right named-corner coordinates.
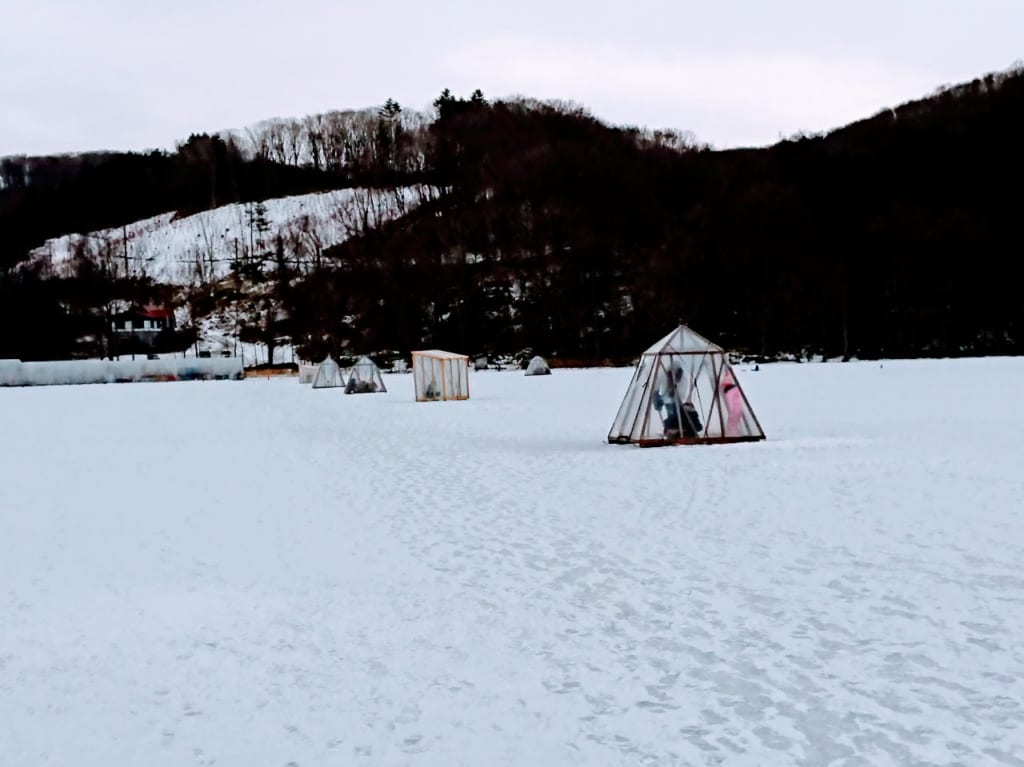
top-left (412, 350), bottom-right (470, 401)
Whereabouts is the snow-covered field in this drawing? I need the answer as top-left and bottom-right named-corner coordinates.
top-left (1, 359), bottom-right (1022, 766)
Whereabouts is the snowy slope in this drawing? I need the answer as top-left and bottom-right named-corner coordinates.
top-left (1, 359), bottom-right (1022, 766)
top-left (24, 186), bottom-right (427, 285)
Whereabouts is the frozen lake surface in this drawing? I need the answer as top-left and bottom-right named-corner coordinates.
top-left (2, 359), bottom-right (1022, 766)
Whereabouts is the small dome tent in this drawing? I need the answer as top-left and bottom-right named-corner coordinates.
top-left (345, 356), bottom-right (386, 394)
top-left (524, 355), bottom-right (551, 376)
top-left (412, 350), bottom-right (469, 401)
top-left (311, 355), bottom-right (344, 389)
top-left (608, 324), bottom-right (765, 446)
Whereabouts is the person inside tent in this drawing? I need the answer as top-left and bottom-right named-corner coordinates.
top-left (346, 375), bottom-right (377, 394)
top-left (425, 376), bottom-right (440, 400)
top-left (720, 367), bottom-right (744, 436)
top-left (653, 361), bottom-right (703, 440)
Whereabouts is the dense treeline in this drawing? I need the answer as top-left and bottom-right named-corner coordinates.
top-left (289, 93), bottom-right (705, 362)
top-left (2, 66), bottom-right (1022, 363)
top-left (294, 69), bottom-right (1024, 361)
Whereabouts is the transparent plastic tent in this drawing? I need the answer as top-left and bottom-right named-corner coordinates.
top-left (412, 350), bottom-right (470, 401)
top-left (608, 325), bottom-right (765, 446)
top-left (298, 362), bottom-right (317, 384)
top-left (524, 355), bottom-right (551, 376)
top-left (345, 355), bottom-right (387, 394)
top-left (311, 355), bottom-right (344, 389)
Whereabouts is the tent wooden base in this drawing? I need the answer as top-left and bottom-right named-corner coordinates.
top-left (627, 435), bottom-right (765, 448)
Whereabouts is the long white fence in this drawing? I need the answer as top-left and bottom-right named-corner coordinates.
top-left (0, 358), bottom-right (244, 387)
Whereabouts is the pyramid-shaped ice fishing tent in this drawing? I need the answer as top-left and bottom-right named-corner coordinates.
top-left (345, 356), bottom-right (386, 393)
top-left (608, 325), bottom-right (765, 446)
top-left (311, 355), bottom-right (344, 388)
top-left (524, 355), bottom-right (551, 376)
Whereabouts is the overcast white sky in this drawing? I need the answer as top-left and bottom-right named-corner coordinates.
top-left (1, 0), bottom-right (1021, 157)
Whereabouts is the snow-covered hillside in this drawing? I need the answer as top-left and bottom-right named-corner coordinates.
top-left (2, 359), bottom-right (1023, 766)
top-left (25, 186), bottom-right (427, 285)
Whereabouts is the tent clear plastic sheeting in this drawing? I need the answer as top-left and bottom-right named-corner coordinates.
top-left (298, 363), bottom-right (318, 384)
top-left (608, 324), bottom-right (766, 446)
top-left (412, 350), bottom-right (469, 401)
top-left (345, 356), bottom-right (387, 394)
top-left (311, 356), bottom-right (344, 389)
top-left (524, 355), bottom-right (551, 376)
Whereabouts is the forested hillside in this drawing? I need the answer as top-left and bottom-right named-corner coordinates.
top-left (2, 67), bottom-right (1021, 363)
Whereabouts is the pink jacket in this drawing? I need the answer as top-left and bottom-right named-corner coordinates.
top-left (720, 369), bottom-right (744, 432)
